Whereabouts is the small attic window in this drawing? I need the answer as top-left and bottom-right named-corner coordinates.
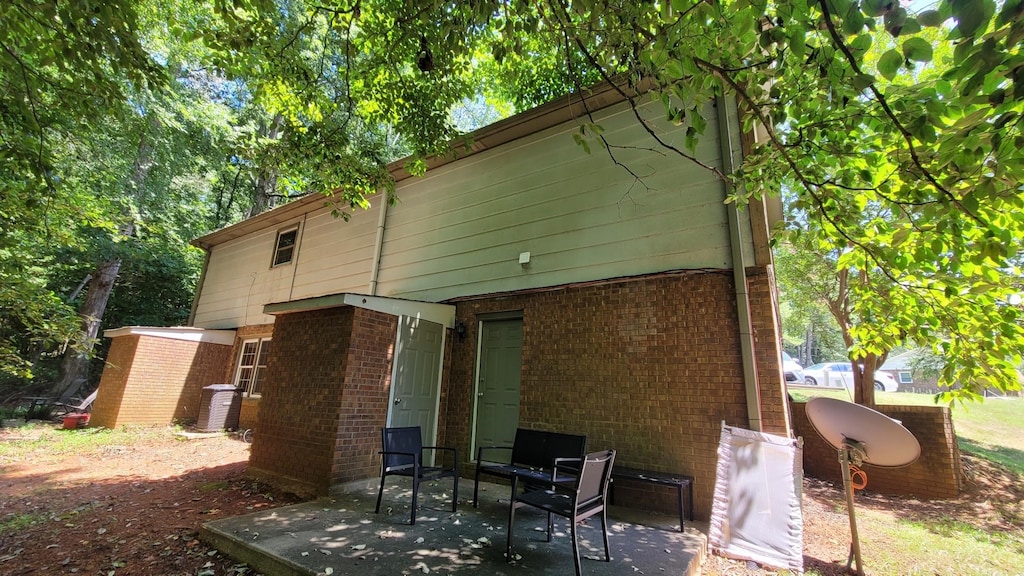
top-left (272, 226), bottom-right (298, 267)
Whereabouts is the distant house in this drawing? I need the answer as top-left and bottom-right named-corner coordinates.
top-left (91, 83), bottom-right (791, 520)
top-left (879, 350), bottom-right (939, 392)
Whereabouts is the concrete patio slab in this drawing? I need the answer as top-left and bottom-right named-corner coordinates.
top-left (201, 478), bottom-right (707, 576)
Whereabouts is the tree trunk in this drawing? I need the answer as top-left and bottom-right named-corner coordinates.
top-left (50, 260), bottom-right (121, 396)
top-left (804, 324), bottom-right (814, 366)
top-left (246, 114), bottom-right (284, 218)
top-left (50, 115), bottom-right (157, 399)
top-left (853, 358), bottom-right (876, 407)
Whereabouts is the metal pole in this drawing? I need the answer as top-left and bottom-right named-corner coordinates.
top-left (840, 448), bottom-right (865, 575)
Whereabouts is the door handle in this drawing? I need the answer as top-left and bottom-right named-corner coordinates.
top-left (394, 398), bottom-right (402, 405)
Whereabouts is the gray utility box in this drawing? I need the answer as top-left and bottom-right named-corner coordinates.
top-left (197, 384), bottom-right (242, 432)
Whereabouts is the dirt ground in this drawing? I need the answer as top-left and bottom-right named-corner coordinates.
top-left (1, 424), bottom-right (1020, 575)
top-left (0, 426), bottom-right (301, 575)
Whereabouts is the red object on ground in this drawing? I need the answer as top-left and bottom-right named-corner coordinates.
top-left (62, 413), bottom-right (90, 429)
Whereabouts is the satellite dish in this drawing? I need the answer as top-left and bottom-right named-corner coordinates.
top-left (805, 397), bottom-right (921, 576)
top-left (805, 397), bottom-right (920, 467)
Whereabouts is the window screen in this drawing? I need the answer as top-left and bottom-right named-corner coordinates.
top-left (235, 338), bottom-right (271, 396)
top-left (273, 228), bottom-right (298, 266)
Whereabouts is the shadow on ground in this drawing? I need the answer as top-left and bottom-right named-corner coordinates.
top-left (202, 478), bottom-right (707, 576)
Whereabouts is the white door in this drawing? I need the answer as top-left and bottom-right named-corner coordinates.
top-left (389, 316), bottom-right (444, 443)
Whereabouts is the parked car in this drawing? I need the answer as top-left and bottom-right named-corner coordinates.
top-left (802, 362), bottom-right (850, 387)
top-left (873, 370), bottom-right (899, 392)
top-left (782, 351), bottom-right (804, 383)
top-left (803, 361), bottom-right (898, 391)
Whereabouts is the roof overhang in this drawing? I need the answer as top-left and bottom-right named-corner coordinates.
top-left (263, 293), bottom-right (456, 328)
top-left (102, 326), bottom-right (237, 345)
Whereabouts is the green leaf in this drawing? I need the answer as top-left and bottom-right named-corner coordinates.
top-left (902, 37), bottom-right (933, 62)
top-left (917, 10), bottom-right (945, 27)
top-left (878, 49), bottom-right (903, 80)
top-left (952, 0), bottom-right (995, 37)
top-left (851, 74), bottom-right (875, 91)
top-left (900, 17), bottom-right (922, 35)
top-left (861, 0), bottom-right (893, 17)
top-left (788, 26), bottom-right (807, 59)
top-left (843, 9), bottom-right (866, 35)
top-left (664, 58), bottom-right (685, 80)
top-left (884, 7), bottom-right (908, 36)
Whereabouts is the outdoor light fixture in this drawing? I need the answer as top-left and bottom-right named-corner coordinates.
top-left (455, 321), bottom-right (467, 341)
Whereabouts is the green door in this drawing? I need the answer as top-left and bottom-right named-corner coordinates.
top-left (473, 318), bottom-right (523, 461)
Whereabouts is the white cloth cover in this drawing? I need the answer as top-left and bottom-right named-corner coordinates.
top-left (709, 423), bottom-right (804, 573)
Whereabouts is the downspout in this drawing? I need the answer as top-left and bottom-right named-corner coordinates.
top-left (715, 95), bottom-right (763, 432)
top-left (187, 247), bottom-right (212, 327)
top-left (367, 193), bottom-right (389, 296)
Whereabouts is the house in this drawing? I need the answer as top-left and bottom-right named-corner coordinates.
top-left (90, 82), bottom-right (793, 520)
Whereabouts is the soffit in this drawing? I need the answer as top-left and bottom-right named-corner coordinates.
top-left (263, 293), bottom-right (456, 328)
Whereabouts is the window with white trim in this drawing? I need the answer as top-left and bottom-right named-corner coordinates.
top-left (272, 226), bottom-right (298, 267)
top-left (235, 338), bottom-right (271, 396)
top-left (898, 370), bottom-right (913, 384)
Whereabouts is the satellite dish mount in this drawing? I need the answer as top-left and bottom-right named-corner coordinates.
top-left (805, 398), bottom-right (921, 576)
top-left (837, 436), bottom-right (867, 574)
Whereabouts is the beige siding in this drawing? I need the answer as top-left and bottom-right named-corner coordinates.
top-left (288, 201), bottom-right (381, 300)
top-left (375, 100), bottom-right (734, 302)
top-left (193, 202), bottom-right (382, 328)
top-left (193, 98), bottom-right (757, 325)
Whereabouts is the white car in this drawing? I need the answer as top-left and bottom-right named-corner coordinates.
top-left (803, 362), bottom-right (898, 392)
top-left (782, 351), bottom-right (804, 383)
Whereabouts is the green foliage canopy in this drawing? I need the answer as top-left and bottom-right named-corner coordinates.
top-left (1, 0), bottom-right (1021, 402)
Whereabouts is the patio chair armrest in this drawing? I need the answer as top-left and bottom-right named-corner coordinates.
top-left (379, 450), bottom-right (420, 464)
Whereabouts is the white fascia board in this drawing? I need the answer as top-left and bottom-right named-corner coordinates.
top-left (263, 293), bottom-right (456, 328)
top-left (103, 326), bottom-right (237, 345)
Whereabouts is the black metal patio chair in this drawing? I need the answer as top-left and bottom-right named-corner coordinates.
top-left (507, 449), bottom-right (616, 576)
top-left (374, 426), bottom-right (459, 525)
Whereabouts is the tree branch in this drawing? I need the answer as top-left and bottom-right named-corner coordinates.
top-left (815, 0), bottom-right (985, 226)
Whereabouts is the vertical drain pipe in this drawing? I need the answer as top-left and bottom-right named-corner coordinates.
top-left (715, 95), bottom-right (763, 432)
top-left (368, 192), bottom-right (389, 296)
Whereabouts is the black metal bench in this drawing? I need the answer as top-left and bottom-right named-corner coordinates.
top-left (609, 466), bottom-right (694, 532)
top-left (473, 428), bottom-right (587, 507)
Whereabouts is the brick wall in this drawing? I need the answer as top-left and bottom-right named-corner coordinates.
top-left (247, 307), bottom-right (397, 497)
top-left (239, 397), bottom-right (260, 430)
top-left (91, 335), bottom-right (139, 428)
top-left (792, 402), bottom-right (962, 499)
top-left (444, 271), bottom-right (786, 520)
top-left (92, 334), bottom-right (234, 428)
top-left (330, 308), bottom-right (399, 484)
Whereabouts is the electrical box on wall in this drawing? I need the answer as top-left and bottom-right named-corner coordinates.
top-left (518, 251), bottom-right (531, 265)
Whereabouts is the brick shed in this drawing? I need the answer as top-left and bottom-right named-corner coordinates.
top-left (91, 327), bottom-right (236, 429)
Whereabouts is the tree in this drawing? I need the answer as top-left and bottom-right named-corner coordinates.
top-left (3, 0), bottom-right (1022, 404)
top-left (774, 242), bottom-right (849, 367)
top-left (219, 0), bottom-right (1022, 403)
